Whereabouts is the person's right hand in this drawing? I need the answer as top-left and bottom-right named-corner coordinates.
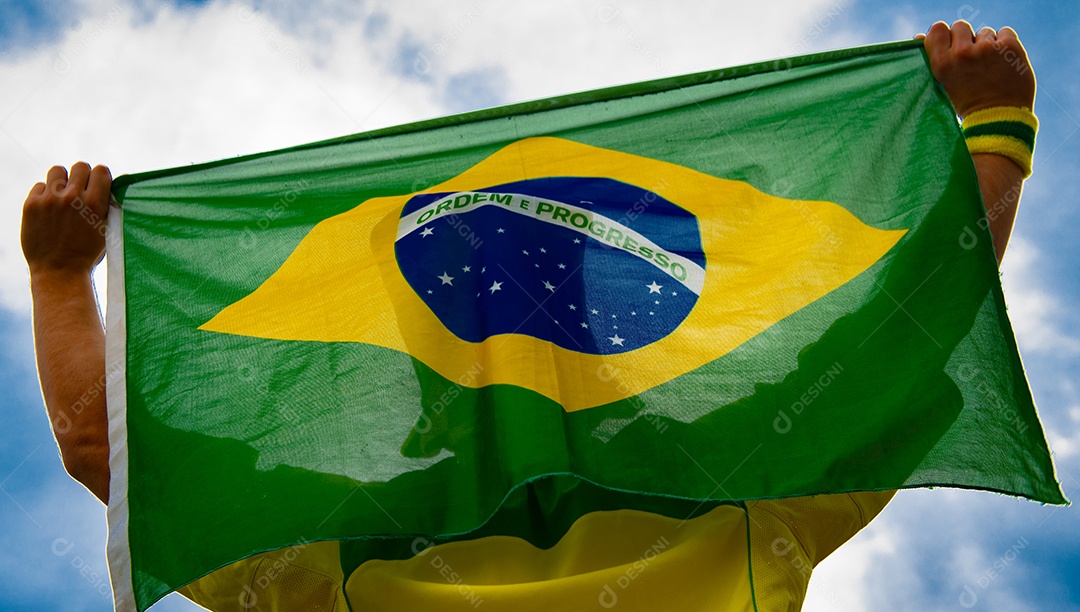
top-left (21, 163), bottom-right (112, 277)
top-left (918, 21), bottom-right (1035, 118)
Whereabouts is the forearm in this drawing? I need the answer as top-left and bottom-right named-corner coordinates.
top-left (30, 268), bottom-right (110, 503)
top-left (919, 21), bottom-right (1034, 265)
top-left (971, 153), bottom-right (1025, 265)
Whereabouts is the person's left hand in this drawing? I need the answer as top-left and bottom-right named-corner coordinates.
top-left (21, 163), bottom-right (112, 277)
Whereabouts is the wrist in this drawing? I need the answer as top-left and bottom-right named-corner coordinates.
top-left (29, 265), bottom-right (95, 288)
top-left (957, 99), bottom-right (1034, 120)
top-left (971, 152), bottom-right (1027, 177)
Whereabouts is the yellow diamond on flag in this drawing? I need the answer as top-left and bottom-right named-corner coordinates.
top-left (201, 137), bottom-right (904, 411)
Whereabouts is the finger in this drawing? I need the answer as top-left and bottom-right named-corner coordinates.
top-left (975, 26), bottom-right (997, 45)
top-left (46, 165), bottom-right (68, 193)
top-left (67, 161), bottom-right (92, 193)
top-left (26, 182), bottom-right (46, 200)
top-left (997, 26), bottom-right (1020, 44)
top-left (951, 20), bottom-right (976, 51)
top-left (86, 165), bottom-right (113, 216)
top-left (924, 22), bottom-right (951, 61)
top-left (87, 165), bottom-right (112, 195)
top-left (914, 33), bottom-right (926, 40)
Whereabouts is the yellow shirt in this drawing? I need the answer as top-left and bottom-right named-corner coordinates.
top-left (179, 490), bottom-right (895, 612)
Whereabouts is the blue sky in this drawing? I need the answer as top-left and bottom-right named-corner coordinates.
top-left (0, 0), bottom-right (1077, 610)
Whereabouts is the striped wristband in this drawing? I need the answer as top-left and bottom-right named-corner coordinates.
top-left (961, 106), bottom-right (1038, 177)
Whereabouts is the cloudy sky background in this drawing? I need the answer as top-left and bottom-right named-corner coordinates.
top-left (1, 0), bottom-right (1077, 609)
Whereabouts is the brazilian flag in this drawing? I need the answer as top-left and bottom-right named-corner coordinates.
top-left (106, 40), bottom-right (1064, 611)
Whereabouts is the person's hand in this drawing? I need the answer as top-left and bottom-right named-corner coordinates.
top-left (21, 163), bottom-right (112, 277)
top-left (917, 21), bottom-right (1035, 118)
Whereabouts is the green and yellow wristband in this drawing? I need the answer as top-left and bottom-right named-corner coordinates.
top-left (961, 106), bottom-right (1038, 178)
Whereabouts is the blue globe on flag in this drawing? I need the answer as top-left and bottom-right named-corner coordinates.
top-left (395, 177), bottom-right (706, 355)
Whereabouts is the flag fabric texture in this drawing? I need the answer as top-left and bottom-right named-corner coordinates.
top-left (105, 39), bottom-right (1064, 611)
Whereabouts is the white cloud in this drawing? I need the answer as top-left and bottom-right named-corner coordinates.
top-left (365, 0), bottom-right (860, 100)
top-left (0, 0), bottom-right (856, 313)
top-left (1047, 423), bottom-right (1080, 461)
top-left (1000, 237), bottom-right (1080, 356)
top-left (1044, 395), bottom-right (1080, 461)
top-left (806, 488), bottom-right (1071, 612)
top-left (803, 513), bottom-right (898, 611)
top-left (0, 0), bottom-right (445, 312)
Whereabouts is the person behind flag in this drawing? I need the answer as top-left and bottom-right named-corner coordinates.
top-left (19, 20), bottom-right (1037, 611)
